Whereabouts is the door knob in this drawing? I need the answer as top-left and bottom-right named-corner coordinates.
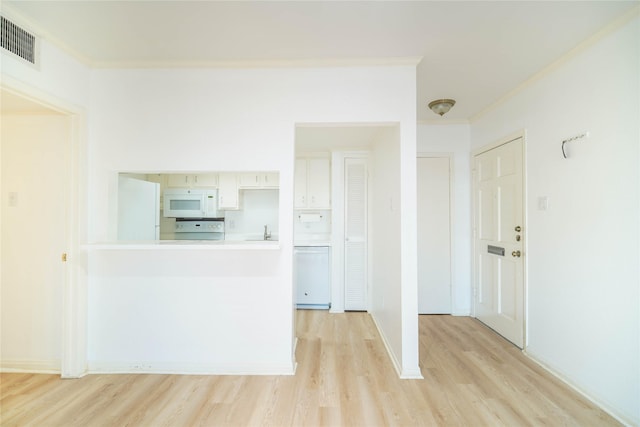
top-left (515, 226), bottom-right (522, 232)
top-left (512, 250), bottom-right (521, 258)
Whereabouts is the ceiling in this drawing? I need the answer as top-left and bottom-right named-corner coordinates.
top-left (2, 1), bottom-right (637, 121)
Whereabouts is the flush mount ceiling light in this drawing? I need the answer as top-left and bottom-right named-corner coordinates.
top-left (428, 99), bottom-right (456, 116)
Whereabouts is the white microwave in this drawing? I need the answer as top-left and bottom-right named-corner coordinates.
top-left (163, 189), bottom-right (219, 218)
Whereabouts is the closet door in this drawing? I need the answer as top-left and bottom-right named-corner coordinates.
top-left (344, 158), bottom-right (368, 311)
top-left (417, 156), bottom-right (452, 314)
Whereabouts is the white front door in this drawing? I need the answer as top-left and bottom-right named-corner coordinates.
top-left (474, 137), bottom-right (525, 348)
top-left (417, 156), bottom-right (452, 314)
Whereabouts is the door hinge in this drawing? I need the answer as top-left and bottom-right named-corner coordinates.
top-left (61, 253), bottom-right (68, 262)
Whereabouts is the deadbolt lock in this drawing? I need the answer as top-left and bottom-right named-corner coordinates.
top-left (512, 250), bottom-right (521, 258)
top-left (515, 226), bottom-right (522, 232)
top-left (61, 253), bottom-right (68, 262)
top-left (516, 235), bottom-right (521, 242)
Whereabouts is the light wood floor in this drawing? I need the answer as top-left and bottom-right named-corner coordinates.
top-left (1, 311), bottom-right (619, 426)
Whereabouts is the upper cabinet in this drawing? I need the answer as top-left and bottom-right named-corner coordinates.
top-left (159, 172), bottom-right (278, 211)
top-left (167, 173), bottom-right (218, 188)
top-left (295, 157), bottom-right (331, 209)
top-left (238, 172), bottom-right (279, 189)
top-left (218, 173), bottom-right (240, 210)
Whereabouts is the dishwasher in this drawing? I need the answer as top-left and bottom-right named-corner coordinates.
top-left (294, 246), bottom-right (330, 309)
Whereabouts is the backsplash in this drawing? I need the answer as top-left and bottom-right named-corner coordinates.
top-left (225, 189), bottom-right (279, 239)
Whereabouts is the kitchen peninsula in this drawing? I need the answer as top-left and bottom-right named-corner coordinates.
top-left (86, 240), bottom-right (280, 250)
top-left (84, 170), bottom-right (294, 376)
top-left (86, 240), bottom-right (293, 375)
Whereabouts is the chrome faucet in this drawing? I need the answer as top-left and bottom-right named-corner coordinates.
top-left (264, 225), bottom-right (271, 241)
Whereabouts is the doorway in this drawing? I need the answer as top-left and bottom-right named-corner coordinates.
top-left (1, 87), bottom-right (83, 376)
top-left (473, 135), bottom-right (525, 348)
top-left (1, 92), bottom-right (69, 372)
top-left (417, 155), bottom-right (452, 314)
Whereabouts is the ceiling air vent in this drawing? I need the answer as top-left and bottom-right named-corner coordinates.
top-left (1, 16), bottom-right (36, 64)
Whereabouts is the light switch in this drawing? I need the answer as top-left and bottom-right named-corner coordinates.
top-left (8, 192), bottom-right (18, 207)
top-left (538, 196), bottom-right (549, 211)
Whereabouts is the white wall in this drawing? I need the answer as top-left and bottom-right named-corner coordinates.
top-left (417, 124), bottom-right (472, 315)
top-left (329, 125), bottom-right (421, 378)
top-left (2, 35), bottom-right (420, 375)
top-left (88, 249), bottom-right (292, 373)
top-left (0, 37), bottom-right (91, 110)
top-left (1, 114), bottom-right (71, 372)
top-left (86, 65), bottom-right (419, 374)
top-left (88, 67), bottom-right (417, 241)
top-left (471, 15), bottom-right (639, 425)
top-left (370, 127), bottom-right (404, 372)
top-left (2, 36), bottom-right (92, 377)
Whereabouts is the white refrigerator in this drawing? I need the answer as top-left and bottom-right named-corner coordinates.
top-left (117, 176), bottom-right (160, 240)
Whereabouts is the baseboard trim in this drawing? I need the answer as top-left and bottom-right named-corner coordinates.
top-left (292, 337), bottom-right (299, 374)
top-left (399, 368), bottom-right (424, 380)
top-left (1, 359), bottom-right (60, 374)
top-left (369, 313), bottom-right (424, 380)
top-left (523, 349), bottom-right (636, 427)
top-left (451, 310), bottom-right (471, 317)
top-left (87, 360), bottom-right (296, 376)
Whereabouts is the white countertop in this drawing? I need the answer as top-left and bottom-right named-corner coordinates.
top-left (294, 241), bottom-right (331, 247)
top-left (84, 240), bottom-right (281, 250)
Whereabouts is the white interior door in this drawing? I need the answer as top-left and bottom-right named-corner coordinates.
top-left (1, 113), bottom-right (70, 369)
top-left (474, 137), bottom-right (524, 348)
top-left (344, 158), bottom-right (367, 311)
top-left (417, 156), bottom-right (452, 314)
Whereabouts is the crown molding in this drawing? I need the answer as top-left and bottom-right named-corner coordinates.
top-left (296, 121), bottom-right (398, 128)
top-left (470, 5), bottom-right (640, 123)
top-left (90, 56), bottom-right (424, 69)
top-left (417, 118), bottom-right (470, 126)
top-left (0, 3), bottom-right (94, 67)
top-left (2, 4), bottom-right (424, 70)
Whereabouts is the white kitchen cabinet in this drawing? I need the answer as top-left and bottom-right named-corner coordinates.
top-left (295, 157), bottom-right (331, 209)
top-left (294, 159), bottom-right (308, 208)
top-left (167, 173), bottom-right (218, 188)
top-left (238, 172), bottom-right (279, 189)
top-left (218, 173), bottom-right (240, 210)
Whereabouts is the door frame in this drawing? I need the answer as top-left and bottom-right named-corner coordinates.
top-left (416, 152), bottom-right (454, 314)
top-left (471, 130), bottom-right (528, 348)
top-left (1, 77), bottom-right (88, 377)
